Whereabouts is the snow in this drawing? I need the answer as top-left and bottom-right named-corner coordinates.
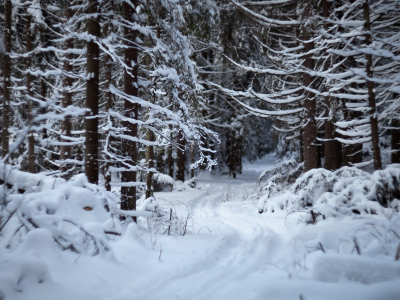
top-left (1, 154), bottom-right (400, 299)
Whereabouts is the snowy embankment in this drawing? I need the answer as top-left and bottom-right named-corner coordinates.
top-left (1, 155), bottom-right (400, 300)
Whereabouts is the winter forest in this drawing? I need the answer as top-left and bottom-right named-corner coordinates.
top-left (0, 0), bottom-right (400, 299)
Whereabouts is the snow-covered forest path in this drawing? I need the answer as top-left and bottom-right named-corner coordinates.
top-left (135, 154), bottom-right (287, 300)
top-left (10, 154), bottom-right (400, 300)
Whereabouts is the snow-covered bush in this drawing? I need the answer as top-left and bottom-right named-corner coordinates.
top-left (140, 197), bottom-right (191, 236)
top-left (258, 163), bottom-right (400, 223)
top-left (153, 173), bottom-right (174, 192)
top-left (0, 171), bottom-right (121, 256)
top-left (257, 160), bottom-right (303, 213)
top-left (293, 166), bottom-right (400, 222)
top-left (306, 216), bottom-right (400, 258)
top-left (300, 216), bottom-right (400, 284)
top-left (258, 160), bottom-right (303, 188)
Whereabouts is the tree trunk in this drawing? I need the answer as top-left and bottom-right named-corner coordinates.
top-left (145, 129), bottom-right (154, 198)
top-left (26, 13), bottom-right (35, 173)
top-left (104, 15), bottom-right (113, 191)
top-left (176, 130), bottom-right (185, 182)
top-left (60, 0), bottom-right (73, 178)
top-left (156, 147), bottom-right (165, 174)
top-left (392, 117), bottom-right (400, 164)
top-left (1, 0), bottom-right (12, 159)
top-left (299, 128), bottom-right (304, 163)
top-left (85, 0), bottom-right (100, 184)
top-left (302, 4), bottom-right (318, 172)
top-left (364, 0), bottom-right (382, 170)
top-left (0, 67), bottom-right (3, 149)
top-left (121, 0), bottom-right (139, 216)
top-left (190, 143), bottom-right (195, 178)
top-left (41, 78), bottom-right (47, 139)
top-left (168, 125), bottom-right (174, 178)
top-left (230, 131), bottom-right (237, 179)
top-left (324, 96), bottom-right (342, 170)
top-left (322, 0), bottom-right (341, 171)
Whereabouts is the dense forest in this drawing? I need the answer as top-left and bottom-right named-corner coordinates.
top-left (1, 0), bottom-right (399, 197)
top-left (0, 1), bottom-right (400, 298)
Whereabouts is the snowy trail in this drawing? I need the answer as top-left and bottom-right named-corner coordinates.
top-left (133, 154), bottom-right (288, 300)
top-left (6, 153), bottom-right (400, 300)
top-left (129, 153), bottom-right (400, 300)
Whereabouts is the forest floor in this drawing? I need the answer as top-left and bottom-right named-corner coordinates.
top-left (5, 154), bottom-right (400, 300)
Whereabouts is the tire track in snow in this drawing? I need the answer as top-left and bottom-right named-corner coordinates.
top-left (139, 185), bottom-right (281, 300)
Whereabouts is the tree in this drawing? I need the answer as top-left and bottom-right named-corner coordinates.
top-left (1, 0), bottom-right (11, 159)
top-left (85, 0), bottom-right (101, 184)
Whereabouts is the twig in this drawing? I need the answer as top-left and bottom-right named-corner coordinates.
top-left (75, 254), bottom-right (82, 263)
top-left (395, 243), bottom-right (400, 261)
top-left (197, 226), bottom-right (212, 234)
top-left (353, 237), bottom-right (361, 255)
top-left (319, 242), bottom-right (325, 253)
top-left (104, 231), bottom-right (121, 236)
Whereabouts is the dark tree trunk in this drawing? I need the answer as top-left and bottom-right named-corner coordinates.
top-left (299, 128), bottom-right (304, 163)
top-left (168, 125), bottom-right (174, 178)
top-left (364, 0), bottom-right (382, 170)
top-left (60, 0), bottom-right (73, 177)
top-left (392, 117), bottom-right (400, 164)
top-left (322, 0), bottom-right (341, 171)
top-left (156, 147), bottom-right (165, 173)
top-left (0, 68), bottom-right (3, 149)
top-left (176, 131), bottom-right (185, 182)
top-left (145, 129), bottom-right (154, 198)
top-left (85, 0), bottom-right (100, 184)
top-left (104, 16), bottom-right (113, 191)
top-left (121, 0), bottom-right (139, 216)
top-left (190, 143), bottom-right (195, 178)
top-left (41, 78), bottom-right (47, 139)
top-left (26, 13), bottom-right (35, 173)
top-left (302, 4), bottom-right (318, 172)
top-left (230, 131), bottom-right (237, 179)
top-left (1, 0), bottom-right (12, 159)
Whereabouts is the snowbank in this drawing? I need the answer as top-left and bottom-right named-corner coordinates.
top-left (258, 164), bottom-right (400, 223)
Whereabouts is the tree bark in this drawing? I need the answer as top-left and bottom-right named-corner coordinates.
top-left (176, 130), bottom-right (185, 182)
top-left (26, 12), bottom-right (35, 173)
top-left (41, 78), bottom-right (47, 139)
top-left (85, 0), bottom-right (100, 184)
top-left (104, 12), bottom-right (113, 191)
top-left (121, 0), bottom-right (139, 215)
top-left (230, 131), bottom-right (237, 179)
top-left (364, 0), bottom-right (382, 170)
top-left (1, 0), bottom-right (12, 159)
top-left (322, 0), bottom-right (341, 171)
top-left (302, 3), bottom-right (318, 172)
top-left (168, 125), bottom-right (174, 178)
top-left (299, 128), bottom-right (304, 163)
top-left (392, 94), bottom-right (400, 164)
top-left (324, 98), bottom-right (341, 170)
top-left (145, 129), bottom-right (154, 198)
top-left (190, 143), bottom-right (195, 178)
top-left (392, 118), bottom-right (400, 164)
top-left (60, 0), bottom-right (73, 178)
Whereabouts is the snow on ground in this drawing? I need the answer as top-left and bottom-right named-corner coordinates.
top-left (1, 154), bottom-right (400, 300)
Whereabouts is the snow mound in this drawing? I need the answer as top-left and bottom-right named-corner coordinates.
top-left (0, 163), bottom-right (66, 193)
top-left (1, 171), bottom-right (121, 256)
top-left (314, 254), bottom-right (400, 284)
top-left (258, 164), bottom-right (400, 222)
top-left (0, 230), bottom-right (52, 294)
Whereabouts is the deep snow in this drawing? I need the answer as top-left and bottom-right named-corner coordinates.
top-left (1, 154), bottom-right (400, 300)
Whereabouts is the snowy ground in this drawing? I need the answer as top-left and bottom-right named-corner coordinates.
top-left (2, 154), bottom-right (400, 300)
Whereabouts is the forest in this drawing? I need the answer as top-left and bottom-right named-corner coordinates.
top-left (0, 0), bottom-right (400, 299)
